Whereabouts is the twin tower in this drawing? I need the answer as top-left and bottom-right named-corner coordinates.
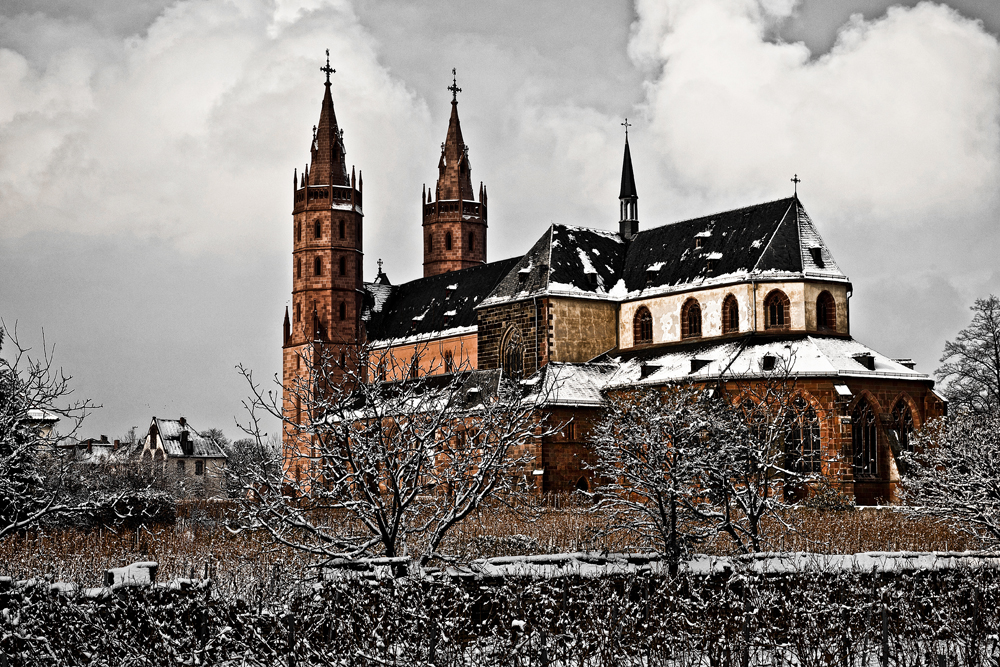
top-left (281, 63), bottom-right (487, 374)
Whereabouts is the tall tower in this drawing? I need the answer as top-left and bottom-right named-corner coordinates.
top-left (422, 69), bottom-right (488, 277)
top-left (283, 52), bottom-right (364, 438)
top-left (619, 120), bottom-right (638, 239)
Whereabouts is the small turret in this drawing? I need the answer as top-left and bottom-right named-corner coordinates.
top-left (619, 121), bottom-right (639, 240)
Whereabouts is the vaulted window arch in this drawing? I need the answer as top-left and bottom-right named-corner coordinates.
top-left (764, 290), bottom-right (790, 330)
top-left (816, 291), bottom-right (836, 331)
top-left (785, 397), bottom-right (821, 474)
top-left (633, 307), bottom-right (653, 345)
top-left (852, 399), bottom-right (879, 480)
top-left (722, 294), bottom-right (739, 334)
top-left (890, 399), bottom-right (915, 455)
top-left (681, 298), bottom-right (702, 339)
top-left (500, 326), bottom-right (525, 379)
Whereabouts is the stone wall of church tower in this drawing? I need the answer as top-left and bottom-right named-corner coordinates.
top-left (423, 91), bottom-right (488, 277)
top-left (282, 76), bottom-right (364, 470)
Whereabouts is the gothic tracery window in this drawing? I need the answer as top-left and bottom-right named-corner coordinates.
top-left (500, 326), bottom-right (525, 379)
top-left (852, 399), bottom-right (879, 479)
top-left (816, 291), bottom-right (836, 331)
top-left (681, 298), bottom-right (702, 339)
top-left (890, 400), bottom-right (915, 455)
top-left (764, 290), bottom-right (790, 330)
top-left (633, 307), bottom-right (653, 345)
top-left (785, 397), bottom-right (821, 474)
top-left (722, 294), bottom-right (739, 334)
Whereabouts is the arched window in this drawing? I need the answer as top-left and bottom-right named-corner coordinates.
top-left (296, 258), bottom-right (301, 279)
top-left (468, 232), bottom-right (475, 252)
top-left (314, 220), bottom-right (321, 239)
top-left (295, 302), bottom-right (301, 323)
top-left (338, 256), bottom-right (346, 276)
top-left (785, 397), bottom-right (821, 474)
top-left (445, 232), bottom-right (453, 251)
top-left (575, 477), bottom-right (589, 493)
top-left (426, 234), bottom-right (433, 253)
top-left (816, 291), bottom-right (836, 331)
top-left (764, 290), bottom-right (790, 330)
top-left (339, 302), bottom-right (346, 321)
top-left (444, 350), bottom-right (454, 373)
top-left (501, 326), bottom-right (525, 379)
top-left (633, 307), bottom-right (653, 345)
top-left (852, 399), bottom-right (878, 479)
top-left (722, 295), bottom-right (739, 334)
top-left (313, 257), bottom-right (322, 276)
top-left (339, 220), bottom-right (345, 239)
top-left (890, 400), bottom-right (915, 455)
top-left (296, 222), bottom-right (301, 243)
top-left (681, 299), bottom-right (702, 339)
top-left (409, 354), bottom-right (420, 380)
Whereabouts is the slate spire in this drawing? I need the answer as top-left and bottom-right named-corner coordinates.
top-left (437, 71), bottom-right (474, 201)
top-left (619, 131), bottom-right (639, 239)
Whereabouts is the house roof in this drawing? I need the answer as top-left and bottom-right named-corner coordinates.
top-left (146, 417), bottom-right (227, 459)
top-left (363, 257), bottom-right (520, 345)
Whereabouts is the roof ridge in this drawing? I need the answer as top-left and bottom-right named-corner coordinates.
top-left (640, 196), bottom-right (797, 235)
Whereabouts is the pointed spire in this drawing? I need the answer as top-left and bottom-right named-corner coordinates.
top-left (437, 69), bottom-right (474, 201)
top-left (310, 51), bottom-right (349, 187)
top-left (619, 122), bottom-right (639, 239)
top-left (283, 306), bottom-right (291, 345)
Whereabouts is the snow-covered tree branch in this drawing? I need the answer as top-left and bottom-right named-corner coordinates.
top-left (937, 294), bottom-right (1000, 415)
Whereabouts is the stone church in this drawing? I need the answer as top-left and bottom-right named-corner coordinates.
top-left (282, 64), bottom-right (946, 506)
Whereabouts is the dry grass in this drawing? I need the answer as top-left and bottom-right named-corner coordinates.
top-left (0, 498), bottom-right (979, 589)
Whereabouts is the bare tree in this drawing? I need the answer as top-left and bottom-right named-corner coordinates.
top-left (233, 341), bottom-right (552, 569)
top-left (0, 322), bottom-right (109, 537)
top-left (937, 294), bottom-right (1000, 414)
top-left (588, 385), bottom-right (719, 573)
top-left (901, 411), bottom-right (1000, 547)
top-left (702, 353), bottom-right (819, 553)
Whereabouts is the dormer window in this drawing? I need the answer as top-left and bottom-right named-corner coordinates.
top-left (585, 271), bottom-right (598, 288)
top-left (809, 247), bottom-right (825, 268)
top-left (762, 355), bottom-right (777, 372)
top-left (695, 238), bottom-right (703, 249)
top-left (853, 353), bottom-right (876, 371)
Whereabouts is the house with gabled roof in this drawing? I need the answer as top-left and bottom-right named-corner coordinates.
top-left (136, 416), bottom-right (227, 498)
top-left (281, 66), bottom-right (945, 505)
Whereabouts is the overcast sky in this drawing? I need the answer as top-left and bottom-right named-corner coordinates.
top-left (2, 0), bottom-right (998, 441)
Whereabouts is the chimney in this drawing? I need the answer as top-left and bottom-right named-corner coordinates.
top-left (113, 439), bottom-right (120, 451)
top-left (179, 417), bottom-right (187, 427)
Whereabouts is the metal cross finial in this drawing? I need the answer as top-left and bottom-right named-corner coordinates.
top-left (377, 258), bottom-right (384, 274)
top-left (448, 68), bottom-right (462, 102)
top-left (791, 173), bottom-right (801, 196)
top-left (622, 118), bottom-right (632, 139)
top-left (320, 49), bottom-right (335, 84)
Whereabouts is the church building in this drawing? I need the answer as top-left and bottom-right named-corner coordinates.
top-left (282, 63), bottom-right (946, 506)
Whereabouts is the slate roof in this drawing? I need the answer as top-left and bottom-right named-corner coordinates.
top-left (363, 258), bottom-right (521, 344)
top-left (479, 196), bottom-right (848, 308)
top-left (146, 417), bottom-right (227, 459)
top-left (596, 334), bottom-right (931, 388)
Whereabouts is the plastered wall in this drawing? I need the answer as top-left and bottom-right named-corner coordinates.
top-left (550, 298), bottom-right (618, 362)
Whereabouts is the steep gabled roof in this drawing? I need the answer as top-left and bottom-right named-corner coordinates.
top-left (364, 257), bottom-right (520, 344)
top-left (147, 417), bottom-right (227, 459)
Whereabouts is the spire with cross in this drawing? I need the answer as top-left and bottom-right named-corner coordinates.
top-left (320, 49), bottom-right (335, 85)
top-left (622, 117), bottom-right (631, 140)
top-left (448, 68), bottom-right (462, 102)
top-left (791, 173), bottom-right (801, 196)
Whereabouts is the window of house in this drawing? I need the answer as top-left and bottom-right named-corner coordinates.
top-left (501, 326), bottom-right (525, 379)
top-left (445, 232), bottom-right (453, 251)
top-left (816, 291), bottom-right (836, 331)
top-left (313, 257), bottom-right (322, 276)
top-left (339, 220), bottom-right (345, 239)
top-left (444, 350), bottom-right (454, 373)
top-left (339, 302), bottom-right (346, 321)
top-left (852, 399), bottom-right (878, 479)
top-left (468, 232), bottom-right (475, 252)
top-left (339, 256), bottom-right (346, 276)
top-left (195, 460), bottom-right (204, 476)
top-left (177, 460), bottom-right (185, 473)
top-left (633, 307), bottom-right (653, 345)
top-left (890, 400), bottom-right (915, 455)
top-left (785, 397), bottom-right (821, 474)
top-left (722, 295), bottom-right (739, 334)
top-left (314, 220), bottom-right (321, 238)
top-left (681, 299), bottom-right (702, 338)
top-left (764, 290), bottom-right (790, 330)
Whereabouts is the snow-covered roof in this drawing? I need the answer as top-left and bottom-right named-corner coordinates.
top-left (143, 417), bottom-right (227, 459)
